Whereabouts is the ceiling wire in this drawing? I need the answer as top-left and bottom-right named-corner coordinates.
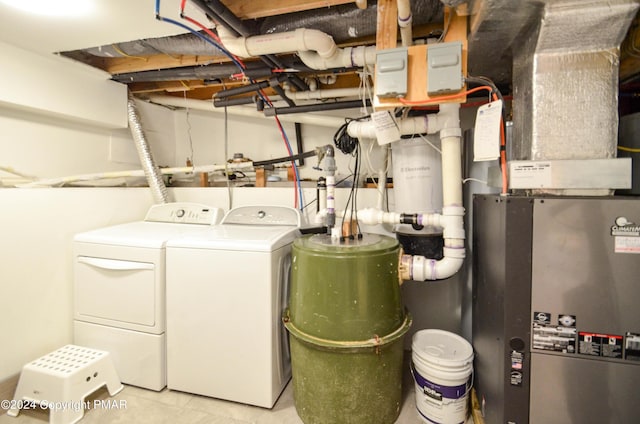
top-left (183, 90), bottom-right (195, 167)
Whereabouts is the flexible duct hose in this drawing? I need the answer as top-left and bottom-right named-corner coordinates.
top-left (127, 91), bottom-right (169, 204)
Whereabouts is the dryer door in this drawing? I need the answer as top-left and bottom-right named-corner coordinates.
top-left (75, 255), bottom-right (158, 330)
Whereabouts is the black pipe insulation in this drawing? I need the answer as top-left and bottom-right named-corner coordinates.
top-left (213, 75), bottom-right (295, 106)
top-left (253, 149), bottom-right (318, 167)
top-left (214, 80), bottom-right (271, 99)
top-left (271, 81), bottom-right (296, 107)
top-left (295, 123), bottom-right (305, 166)
top-left (191, 0), bottom-right (244, 37)
top-left (263, 99), bottom-right (371, 116)
top-left (213, 96), bottom-right (256, 107)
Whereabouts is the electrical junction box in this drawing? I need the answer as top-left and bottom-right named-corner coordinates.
top-left (427, 41), bottom-right (463, 94)
top-left (375, 47), bottom-right (408, 98)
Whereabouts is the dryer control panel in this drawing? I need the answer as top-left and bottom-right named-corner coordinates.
top-left (222, 206), bottom-right (301, 227)
top-left (144, 202), bottom-right (223, 225)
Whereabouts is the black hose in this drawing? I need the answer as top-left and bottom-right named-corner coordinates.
top-left (253, 149), bottom-right (317, 167)
top-left (263, 100), bottom-right (371, 116)
top-left (295, 123), bottom-right (305, 166)
top-left (213, 96), bottom-right (256, 107)
top-left (214, 80), bottom-right (270, 99)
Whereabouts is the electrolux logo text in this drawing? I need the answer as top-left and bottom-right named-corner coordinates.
top-left (400, 166), bottom-right (431, 173)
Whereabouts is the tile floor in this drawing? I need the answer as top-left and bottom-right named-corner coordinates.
top-left (1, 355), bottom-right (474, 424)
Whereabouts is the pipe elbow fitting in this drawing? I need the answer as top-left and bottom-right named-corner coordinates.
top-left (410, 255), bottom-right (464, 281)
top-left (299, 28), bottom-right (337, 58)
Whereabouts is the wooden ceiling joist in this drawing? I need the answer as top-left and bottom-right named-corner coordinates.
top-left (221, 0), bottom-right (363, 20)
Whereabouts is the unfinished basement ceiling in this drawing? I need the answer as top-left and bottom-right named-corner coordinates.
top-left (60, 0), bottom-right (448, 104)
top-left (15, 0), bottom-right (640, 110)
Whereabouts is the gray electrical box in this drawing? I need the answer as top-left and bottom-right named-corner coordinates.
top-left (427, 41), bottom-right (462, 94)
top-left (375, 47), bottom-right (408, 98)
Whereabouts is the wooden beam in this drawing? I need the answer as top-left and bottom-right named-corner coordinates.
top-left (221, 0), bottom-right (361, 20)
top-left (376, 0), bottom-right (398, 50)
top-left (85, 54), bottom-right (230, 75)
top-left (443, 6), bottom-right (467, 44)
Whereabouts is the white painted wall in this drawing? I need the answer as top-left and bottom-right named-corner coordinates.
top-left (0, 41), bottom-right (127, 128)
top-left (0, 188), bottom-right (154, 380)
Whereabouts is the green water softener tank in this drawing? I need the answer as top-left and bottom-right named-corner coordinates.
top-left (283, 233), bottom-right (412, 424)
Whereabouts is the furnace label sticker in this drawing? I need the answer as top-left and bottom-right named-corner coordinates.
top-left (510, 350), bottom-right (524, 370)
top-left (510, 370), bottom-right (523, 387)
top-left (532, 312), bottom-right (576, 354)
top-left (625, 332), bottom-right (640, 361)
top-left (510, 161), bottom-right (552, 188)
top-left (611, 217), bottom-right (640, 254)
top-left (578, 332), bottom-right (623, 359)
top-left (510, 351), bottom-right (524, 387)
top-left (614, 236), bottom-right (640, 254)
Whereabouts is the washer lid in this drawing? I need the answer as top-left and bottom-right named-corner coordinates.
top-left (166, 225), bottom-right (301, 251)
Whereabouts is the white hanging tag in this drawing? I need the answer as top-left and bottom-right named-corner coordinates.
top-left (473, 99), bottom-right (503, 162)
top-left (371, 110), bottom-right (401, 145)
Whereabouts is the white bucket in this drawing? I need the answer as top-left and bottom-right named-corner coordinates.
top-left (411, 329), bottom-right (474, 424)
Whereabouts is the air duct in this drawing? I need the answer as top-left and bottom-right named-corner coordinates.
top-left (512, 0), bottom-right (639, 195)
top-left (85, 32), bottom-right (223, 58)
top-left (127, 91), bottom-right (170, 204)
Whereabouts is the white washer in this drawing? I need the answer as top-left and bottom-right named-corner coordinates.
top-left (73, 203), bottom-right (223, 391)
top-left (165, 205), bottom-right (302, 408)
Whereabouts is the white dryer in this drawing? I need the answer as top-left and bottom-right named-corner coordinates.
top-left (73, 203), bottom-right (223, 391)
top-left (165, 205), bottom-right (302, 408)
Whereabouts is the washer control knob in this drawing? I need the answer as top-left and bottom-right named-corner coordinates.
top-left (176, 209), bottom-right (185, 218)
top-left (257, 210), bottom-right (266, 219)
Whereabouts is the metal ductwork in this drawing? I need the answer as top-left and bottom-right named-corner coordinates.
top-left (468, 0), bottom-right (639, 194)
top-left (86, 31), bottom-right (224, 58)
top-left (511, 1), bottom-right (638, 186)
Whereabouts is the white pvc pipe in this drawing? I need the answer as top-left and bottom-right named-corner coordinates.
top-left (347, 113), bottom-right (447, 140)
top-left (397, 0), bottom-right (413, 47)
top-left (356, 208), bottom-right (402, 225)
top-left (146, 95), bottom-right (346, 128)
top-left (217, 25), bottom-right (377, 70)
top-left (17, 163), bottom-right (255, 188)
top-left (297, 45), bottom-right (377, 70)
top-left (283, 87), bottom-right (362, 100)
top-left (407, 103), bottom-right (465, 281)
top-left (218, 26), bottom-right (337, 59)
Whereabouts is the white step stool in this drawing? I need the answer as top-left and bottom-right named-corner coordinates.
top-left (7, 345), bottom-right (123, 424)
